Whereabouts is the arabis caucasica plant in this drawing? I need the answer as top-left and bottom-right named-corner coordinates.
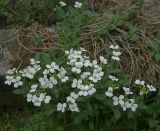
top-left (5, 45), bottom-right (157, 113)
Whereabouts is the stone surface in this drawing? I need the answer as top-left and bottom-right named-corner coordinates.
top-left (0, 28), bottom-right (18, 75)
top-left (0, 29), bottom-right (26, 107)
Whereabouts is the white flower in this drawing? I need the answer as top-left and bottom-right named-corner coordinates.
top-left (69, 103), bottom-right (79, 112)
top-left (48, 77), bottom-right (57, 88)
top-left (71, 67), bottom-right (81, 74)
top-left (59, 1), bottom-right (66, 6)
top-left (32, 96), bottom-right (42, 107)
top-left (135, 79), bottom-right (145, 86)
top-left (39, 93), bottom-right (46, 101)
top-left (33, 64), bottom-right (41, 71)
top-left (71, 61), bottom-right (83, 73)
top-left (68, 54), bottom-right (76, 61)
top-left (66, 92), bottom-right (79, 104)
top-left (108, 75), bottom-right (118, 81)
top-left (75, 61), bottom-right (83, 68)
top-left (109, 45), bottom-right (119, 50)
top-left (12, 76), bottom-right (23, 88)
top-left (43, 69), bottom-right (49, 75)
top-left (88, 88), bottom-right (96, 95)
top-left (93, 68), bottom-right (104, 77)
top-left (100, 56), bottom-right (108, 64)
top-left (44, 95), bottom-right (51, 104)
top-left (58, 68), bottom-right (69, 82)
top-left (27, 93), bottom-right (33, 102)
top-left (111, 56), bottom-right (120, 61)
top-left (129, 99), bottom-right (138, 111)
top-left (72, 79), bottom-right (82, 88)
top-left (34, 101), bottom-right (41, 106)
top-left (39, 75), bottom-right (57, 88)
top-left (30, 59), bottom-right (40, 65)
top-left (78, 91), bottom-right (88, 96)
top-left (46, 62), bottom-right (59, 73)
top-left (20, 66), bottom-right (37, 79)
top-left (147, 84), bottom-right (156, 92)
top-left (27, 92), bottom-right (51, 106)
top-left (27, 67), bottom-right (36, 79)
top-left (5, 75), bottom-right (14, 85)
top-left (113, 51), bottom-right (121, 57)
top-left (89, 74), bottom-right (101, 83)
top-left (92, 60), bottom-right (99, 68)
top-left (67, 96), bottom-right (75, 103)
top-left (57, 103), bottom-right (67, 112)
top-left (121, 101), bottom-right (130, 111)
top-left (39, 75), bottom-right (48, 87)
top-left (135, 79), bottom-right (140, 84)
top-left (112, 95), bottom-right (124, 106)
top-left (105, 87), bottom-right (113, 97)
top-left (123, 87), bottom-right (133, 95)
top-left (140, 80), bottom-right (145, 86)
top-left (74, 2), bottom-right (82, 8)
top-left (6, 68), bottom-right (16, 75)
top-left (30, 84), bottom-right (38, 92)
top-left (80, 85), bottom-right (89, 90)
top-left (84, 60), bottom-right (92, 67)
top-left (81, 72), bottom-right (91, 79)
top-left (70, 92), bottom-right (79, 99)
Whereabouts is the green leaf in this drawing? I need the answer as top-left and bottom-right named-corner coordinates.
top-left (113, 109), bottom-right (121, 120)
top-left (103, 99), bottom-right (113, 107)
top-left (127, 111), bottom-right (135, 119)
top-left (148, 118), bottom-right (159, 128)
top-left (13, 88), bottom-right (28, 95)
top-left (155, 53), bottom-right (160, 61)
top-left (73, 110), bottom-right (89, 124)
top-left (94, 94), bottom-right (106, 100)
top-left (45, 104), bottom-right (56, 116)
top-left (156, 126), bottom-right (160, 131)
top-left (34, 34), bottom-right (42, 47)
top-left (139, 104), bottom-right (148, 110)
top-left (56, 125), bottom-right (64, 131)
top-left (89, 121), bottom-right (94, 130)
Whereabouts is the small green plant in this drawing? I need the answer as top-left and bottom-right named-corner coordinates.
top-left (0, 0), bottom-right (59, 25)
top-left (56, 5), bottom-right (96, 50)
top-left (151, 33), bottom-right (160, 61)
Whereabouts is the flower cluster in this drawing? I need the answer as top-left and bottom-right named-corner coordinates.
top-left (108, 75), bottom-right (119, 82)
top-left (109, 45), bottom-right (121, 61)
top-left (5, 68), bottom-right (23, 88)
top-left (59, 1), bottom-right (82, 8)
top-left (27, 93), bottom-right (51, 106)
top-left (74, 2), bottom-right (82, 8)
top-left (135, 79), bottom-right (156, 95)
top-left (59, 1), bottom-right (66, 7)
top-left (19, 59), bottom-right (41, 79)
top-left (113, 96), bottom-right (138, 111)
top-left (4, 46), bottom-right (157, 113)
top-left (105, 76), bottom-right (138, 111)
top-left (105, 78), bottom-right (137, 112)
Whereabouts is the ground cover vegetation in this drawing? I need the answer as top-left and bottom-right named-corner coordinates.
top-left (0, 0), bottom-right (160, 131)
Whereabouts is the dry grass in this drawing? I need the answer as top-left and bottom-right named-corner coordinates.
top-left (14, 0), bottom-right (160, 83)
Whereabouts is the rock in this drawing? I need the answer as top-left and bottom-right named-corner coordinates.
top-left (0, 29), bottom-right (28, 107)
top-left (0, 28), bottom-right (18, 75)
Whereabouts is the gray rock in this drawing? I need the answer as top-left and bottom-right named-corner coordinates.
top-left (0, 29), bottom-right (18, 75)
